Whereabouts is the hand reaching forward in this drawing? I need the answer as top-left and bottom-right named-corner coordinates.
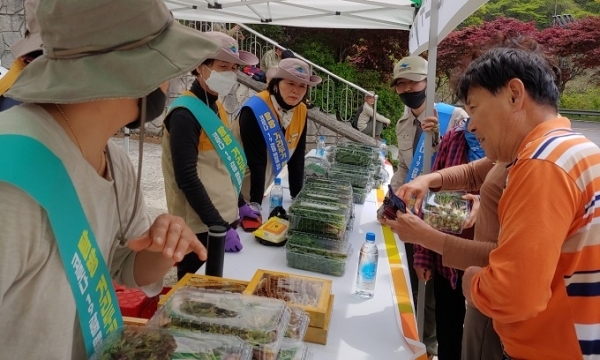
top-left (127, 214), bottom-right (206, 263)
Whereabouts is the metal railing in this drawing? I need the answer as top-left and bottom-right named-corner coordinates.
top-left (558, 109), bottom-right (600, 122)
top-left (175, 20), bottom-right (380, 138)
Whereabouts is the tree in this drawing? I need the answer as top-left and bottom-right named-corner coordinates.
top-left (436, 18), bottom-right (538, 100)
top-left (537, 16), bottom-right (600, 92)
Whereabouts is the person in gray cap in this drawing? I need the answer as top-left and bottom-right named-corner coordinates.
top-left (0, 0), bottom-right (220, 358)
top-left (388, 55), bottom-right (468, 360)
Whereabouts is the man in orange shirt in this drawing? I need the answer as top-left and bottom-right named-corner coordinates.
top-left (455, 48), bottom-right (600, 359)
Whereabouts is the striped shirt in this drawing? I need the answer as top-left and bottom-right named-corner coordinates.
top-left (471, 118), bottom-right (600, 360)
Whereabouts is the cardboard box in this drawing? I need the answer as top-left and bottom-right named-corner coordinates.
top-left (159, 273), bottom-right (249, 306)
top-left (245, 269), bottom-right (333, 328)
top-left (304, 294), bottom-right (334, 345)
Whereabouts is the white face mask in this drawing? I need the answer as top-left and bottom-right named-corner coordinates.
top-left (204, 68), bottom-right (237, 96)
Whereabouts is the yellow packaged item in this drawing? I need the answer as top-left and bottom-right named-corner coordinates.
top-left (253, 216), bottom-right (289, 246)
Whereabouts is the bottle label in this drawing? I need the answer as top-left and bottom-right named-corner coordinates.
top-left (270, 195), bottom-right (282, 208)
top-left (360, 261), bottom-right (377, 281)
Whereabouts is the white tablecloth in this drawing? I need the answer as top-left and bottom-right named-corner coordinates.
top-left (203, 158), bottom-right (425, 359)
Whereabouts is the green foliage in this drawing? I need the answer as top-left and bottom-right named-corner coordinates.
top-left (560, 87), bottom-right (600, 112)
top-left (463, 0), bottom-right (600, 29)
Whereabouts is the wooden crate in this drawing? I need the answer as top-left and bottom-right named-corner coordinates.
top-left (244, 269), bottom-right (332, 328)
top-left (123, 316), bottom-right (148, 326)
top-left (304, 294), bottom-right (334, 345)
top-left (158, 273), bottom-right (249, 306)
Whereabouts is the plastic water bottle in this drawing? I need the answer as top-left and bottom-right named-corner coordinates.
top-left (316, 136), bottom-right (326, 157)
top-left (356, 232), bottom-right (379, 299)
top-left (379, 139), bottom-right (387, 162)
top-left (269, 178), bottom-right (284, 214)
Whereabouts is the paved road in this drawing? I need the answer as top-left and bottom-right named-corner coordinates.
top-left (573, 121), bottom-right (600, 145)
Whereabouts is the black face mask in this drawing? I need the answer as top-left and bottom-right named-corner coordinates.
top-left (126, 87), bottom-right (167, 129)
top-left (399, 89), bottom-right (427, 110)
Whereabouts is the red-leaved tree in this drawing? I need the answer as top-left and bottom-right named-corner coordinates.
top-left (537, 16), bottom-right (600, 92)
top-left (436, 18), bottom-right (538, 100)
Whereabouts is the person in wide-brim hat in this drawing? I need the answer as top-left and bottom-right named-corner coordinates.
top-left (161, 31), bottom-right (261, 280)
top-left (0, 0), bottom-right (221, 359)
top-left (232, 58), bottom-right (322, 211)
top-left (0, 0), bottom-right (43, 111)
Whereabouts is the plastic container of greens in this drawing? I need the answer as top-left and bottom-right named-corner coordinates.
top-left (90, 325), bottom-right (253, 360)
top-left (333, 144), bottom-right (379, 166)
top-left (422, 191), bottom-right (470, 234)
top-left (303, 178), bottom-right (353, 194)
top-left (276, 339), bottom-right (313, 360)
top-left (286, 232), bottom-right (353, 276)
top-left (288, 200), bottom-right (350, 240)
top-left (148, 288), bottom-right (291, 360)
top-left (295, 191), bottom-right (353, 215)
top-left (352, 186), bottom-right (370, 204)
top-left (303, 156), bottom-right (330, 180)
top-left (327, 167), bottom-right (372, 188)
top-left (285, 307), bottom-right (310, 340)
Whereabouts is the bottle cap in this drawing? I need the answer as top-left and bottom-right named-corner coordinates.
top-left (319, 135), bottom-right (325, 141)
top-left (274, 178), bottom-right (281, 185)
top-left (366, 232), bottom-right (375, 242)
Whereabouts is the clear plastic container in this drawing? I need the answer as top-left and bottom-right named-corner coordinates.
top-left (422, 191), bottom-right (470, 234)
top-left (90, 325), bottom-right (253, 360)
top-left (276, 339), bottom-right (313, 360)
top-left (286, 232), bottom-right (353, 277)
top-left (352, 186), bottom-right (369, 204)
top-left (285, 307), bottom-right (310, 340)
top-left (333, 144), bottom-right (378, 166)
top-left (328, 166), bottom-right (372, 188)
top-left (249, 273), bottom-right (326, 308)
top-left (303, 178), bottom-right (353, 194)
top-left (288, 200), bottom-right (350, 240)
top-left (303, 156), bottom-right (330, 180)
top-left (148, 288), bottom-right (290, 360)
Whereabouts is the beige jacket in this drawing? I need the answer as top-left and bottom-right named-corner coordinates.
top-left (161, 101), bottom-right (239, 234)
top-left (357, 102), bottom-right (391, 131)
top-left (390, 106), bottom-right (468, 190)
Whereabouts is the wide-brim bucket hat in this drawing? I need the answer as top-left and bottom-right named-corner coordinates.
top-left (266, 58), bottom-right (322, 86)
top-left (6, 0), bottom-right (221, 104)
top-left (10, 0), bottom-right (43, 59)
top-left (203, 31), bottom-right (258, 66)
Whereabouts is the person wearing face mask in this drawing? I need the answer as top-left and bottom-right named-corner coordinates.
top-left (387, 55), bottom-right (468, 359)
top-left (161, 32), bottom-right (259, 280)
top-left (0, 0), bottom-right (221, 359)
top-left (233, 58), bottom-right (322, 209)
top-left (389, 56), bottom-right (468, 191)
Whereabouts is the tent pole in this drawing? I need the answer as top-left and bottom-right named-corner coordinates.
top-left (416, 0), bottom-right (440, 344)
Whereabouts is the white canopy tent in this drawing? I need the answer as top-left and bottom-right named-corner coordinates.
top-left (165, 0), bottom-right (417, 29)
top-left (164, 0), bottom-right (489, 344)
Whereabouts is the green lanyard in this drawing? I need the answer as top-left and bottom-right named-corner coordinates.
top-left (0, 134), bottom-right (123, 357)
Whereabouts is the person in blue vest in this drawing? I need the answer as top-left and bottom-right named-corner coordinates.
top-left (161, 31), bottom-right (259, 280)
top-left (0, 0), bottom-right (43, 111)
top-left (388, 55), bottom-right (468, 359)
top-left (0, 0), bottom-right (221, 358)
top-left (232, 58), bottom-right (322, 209)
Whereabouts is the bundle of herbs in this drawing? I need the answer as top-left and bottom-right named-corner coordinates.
top-left (288, 201), bottom-right (349, 240)
top-left (422, 191), bottom-right (470, 234)
top-left (92, 326), bottom-right (253, 360)
top-left (303, 178), bottom-right (353, 194)
top-left (285, 234), bottom-right (352, 277)
top-left (149, 289), bottom-right (291, 352)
